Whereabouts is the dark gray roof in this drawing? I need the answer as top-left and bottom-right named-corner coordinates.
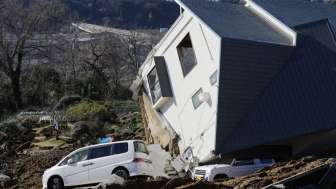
top-left (216, 20), bottom-right (336, 156)
top-left (253, 0), bottom-right (336, 27)
top-left (179, 0), bottom-right (292, 45)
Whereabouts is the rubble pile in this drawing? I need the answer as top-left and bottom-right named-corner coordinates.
top-left (214, 156), bottom-right (335, 189)
top-left (2, 102), bottom-right (336, 189)
top-left (3, 149), bottom-right (73, 189)
top-left (0, 119), bottom-right (34, 158)
top-left (101, 156), bottom-right (335, 189)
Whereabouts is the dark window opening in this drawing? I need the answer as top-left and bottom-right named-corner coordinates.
top-left (89, 146), bottom-right (111, 160)
top-left (260, 159), bottom-right (273, 164)
top-left (111, 143), bottom-right (128, 155)
top-left (177, 34), bottom-right (197, 76)
top-left (233, 159), bottom-right (255, 166)
top-left (148, 67), bottom-right (162, 104)
top-left (192, 88), bottom-right (203, 109)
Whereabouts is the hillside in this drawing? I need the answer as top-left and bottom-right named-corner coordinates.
top-left (66, 0), bottom-right (179, 29)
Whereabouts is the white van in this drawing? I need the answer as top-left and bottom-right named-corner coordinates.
top-left (42, 140), bottom-right (153, 189)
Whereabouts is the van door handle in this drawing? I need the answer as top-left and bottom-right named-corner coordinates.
top-left (82, 162), bottom-right (94, 167)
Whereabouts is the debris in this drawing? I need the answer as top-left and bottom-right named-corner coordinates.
top-left (162, 177), bottom-right (192, 189)
top-left (147, 144), bottom-right (172, 178)
top-left (263, 163), bottom-right (336, 189)
top-left (0, 174), bottom-right (10, 182)
top-left (171, 147), bottom-right (198, 174)
top-left (15, 142), bottom-right (31, 152)
top-left (105, 178), bottom-right (168, 189)
top-left (96, 174), bottom-right (126, 189)
top-left (98, 135), bottom-right (114, 144)
top-left (0, 131), bottom-right (7, 143)
top-left (0, 174), bottom-right (11, 188)
top-left (35, 126), bottom-right (53, 138)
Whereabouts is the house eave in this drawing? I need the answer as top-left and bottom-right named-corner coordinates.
top-left (245, 0), bottom-right (297, 46)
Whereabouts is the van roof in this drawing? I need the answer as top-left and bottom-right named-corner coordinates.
top-left (73, 140), bottom-right (144, 152)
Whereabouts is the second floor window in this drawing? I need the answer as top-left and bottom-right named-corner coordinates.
top-left (177, 34), bottom-right (197, 77)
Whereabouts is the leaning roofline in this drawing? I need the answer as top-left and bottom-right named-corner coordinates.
top-left (136, 0), bottom-right (222, 80)
top-left (174, 0), bottom-right (222, 40)
top-left (136, 0), bottom-right (299, 82)
top-left (245, 0), bottom-right (297, 46)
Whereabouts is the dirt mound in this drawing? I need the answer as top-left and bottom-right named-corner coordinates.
top-left (4, 149), bottom-right (73, 189)
top-left (212, 156), bottom-right (335, 189)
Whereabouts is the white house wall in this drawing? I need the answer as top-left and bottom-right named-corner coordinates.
top-left (143, 10), bottom-right (222, 161)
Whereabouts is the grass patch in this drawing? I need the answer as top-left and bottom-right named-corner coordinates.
top-left (66, 100), bottom-right (114, 122)
top-left (110, 100), bottom-right (139, 114)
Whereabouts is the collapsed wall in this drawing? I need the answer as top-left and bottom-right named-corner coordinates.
top-left (138, 92), bottom-right (180, 157)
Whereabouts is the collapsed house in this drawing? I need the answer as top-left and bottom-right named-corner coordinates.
top-left (131, 0), bottom-right (336, 162)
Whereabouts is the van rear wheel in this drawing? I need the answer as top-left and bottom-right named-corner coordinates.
top-left (113, 168), bottom-right (129, 180)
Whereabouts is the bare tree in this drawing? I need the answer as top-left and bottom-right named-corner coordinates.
top-left (121, 31), bottom-right (155, 76)
top-left (79, 33), bottom-right (125, 98)
top-left (0, 0), bottom-right (66, 109)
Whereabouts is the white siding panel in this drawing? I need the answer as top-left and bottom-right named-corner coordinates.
top-left (151, 11), bottom-right (222, 160)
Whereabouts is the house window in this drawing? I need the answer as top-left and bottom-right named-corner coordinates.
top-left (148, 67), bottom-right (162, 104)
top-left (210, 70), bottom-right (218, 86)
top-left (192, 88), bottom-right (203, 109)
top-left (177, 34), bottom-right (197, 76)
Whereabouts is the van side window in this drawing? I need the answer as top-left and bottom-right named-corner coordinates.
top-left (233, 159), bottom-right (254, 166)
top-left (134, 141), bottom-right (149, 154)
top-left (89, 146), bottom-right (111, 159)
top-left (60, 150), bottom-right (88, 166)
top-left (260, 159), bottom-right (273, 164)
top-left (111, 143), bottom-right (128, 155)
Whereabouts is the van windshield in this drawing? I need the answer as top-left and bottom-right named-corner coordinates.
top-left (134, 141), bottom-right (149, 154)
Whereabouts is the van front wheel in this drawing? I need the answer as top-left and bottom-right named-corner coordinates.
top-left (113, 168), bottom-right (129, 180)
top-left (47, 176), bottom-right (64, 189)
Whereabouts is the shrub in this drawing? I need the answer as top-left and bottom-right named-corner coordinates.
top-left (66, 100), bottom-right (116, 122)
top-left (53, 95), bottom-right (82, 111)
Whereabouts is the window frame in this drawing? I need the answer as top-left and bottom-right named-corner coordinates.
top-left (210, 70), bottom-right (218, 86)
top-left (192, 88), bottom-right (204, 110)
top-left (147, 66), bottom-right (162, 104)
top-left (177, 33), bottom-right (197, 77)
